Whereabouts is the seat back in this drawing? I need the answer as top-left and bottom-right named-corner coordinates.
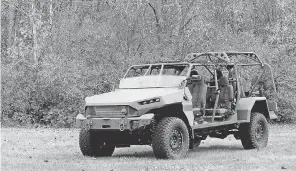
top-left (218, 76), bottom-right (234, 109)
top-left (206, 86), bottom-right (216, 108)
top-left (188, 75), bottom-right (207, 108)
top-left (240, 77), bottom-right (247, 97)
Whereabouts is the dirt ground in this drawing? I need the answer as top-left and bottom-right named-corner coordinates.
top-left (1, 124), bottom-right (296, 171)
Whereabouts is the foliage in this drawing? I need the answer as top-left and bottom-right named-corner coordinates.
top-left (1, 0), bottom-right (296, 127)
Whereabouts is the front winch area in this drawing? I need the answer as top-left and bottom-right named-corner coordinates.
top-left (87, 116), bottom-right (152, 131)
top-left (90, 124), bottom-right (153, 145)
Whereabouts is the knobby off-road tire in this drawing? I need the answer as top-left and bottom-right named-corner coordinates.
top-left (79, 123), bottom-right (115, 157)
top-left (239, 112), bottom-right (269, 149)
top-left (152, 117), bottom-right (189, 159)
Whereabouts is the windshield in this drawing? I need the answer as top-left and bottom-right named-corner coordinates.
top-left (120, 63), bottom-right (189, 89)
top-left (124, 63), bottom-right (189, 78)
top-left (119, 75), bottom-right (186, 89)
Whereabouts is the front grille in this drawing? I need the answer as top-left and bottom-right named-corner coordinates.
top-left (95, 106), bottom-right (126, 118)
top-left (85, 106), bottom-right (137, 118)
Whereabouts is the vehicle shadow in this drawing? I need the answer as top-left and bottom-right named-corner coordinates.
top-left (112, 150), bottom-right (155, 158)
top-left (189, 145), bottom-right (243, 153)
top-left (112, 145), bottom-right (243, 158)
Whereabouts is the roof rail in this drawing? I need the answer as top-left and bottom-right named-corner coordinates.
top-left (185, 52), bottom-right (264, 67)
top-left (154, 60), bottom-right (183, 63)
top-left (225, 52), bottom-right (263, 66)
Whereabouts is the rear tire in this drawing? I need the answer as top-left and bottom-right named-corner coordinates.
top-left (79, 123), bottom-right (115, 157)
top-left (152, 117), bottom-right (189, 159)
top-left (239, 112), bottom-right (269, 149)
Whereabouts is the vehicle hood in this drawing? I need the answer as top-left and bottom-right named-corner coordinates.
top-left (85, 88), bottom-right (182, 106)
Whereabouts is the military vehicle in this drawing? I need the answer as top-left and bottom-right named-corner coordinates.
top-left (76, 52), bottom-right (277, 159)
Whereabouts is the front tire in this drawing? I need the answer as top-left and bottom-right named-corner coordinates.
top-left (152, 117), bottom-right (189, 159)
top-left (239, 112), bottom-right (269, 149)
top-left (79, 123), bottom-right (115, 157)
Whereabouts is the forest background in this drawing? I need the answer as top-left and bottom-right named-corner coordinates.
top-left (1, 0), bottom-right (296, 127)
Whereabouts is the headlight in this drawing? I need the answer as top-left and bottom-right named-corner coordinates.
top-left (121, 107), bottom-right (128, 115)
top-left (138, 98), bottom-right (160, 105)
top-left (85, 106), bottom-right (95, 117)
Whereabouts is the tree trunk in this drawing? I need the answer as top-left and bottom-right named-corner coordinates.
top-left (174, 0), bottom-right (194, 58)
top-left (49, 0), bottom-right (53, 53)
top-left (31, 0), bottom-right (38, 63)
top-left (49, 0), bottom-right (53, 28)
top-left (8, 0), bottom-right (15, 48)
top-left (148, 2), bottom-right (161, 44)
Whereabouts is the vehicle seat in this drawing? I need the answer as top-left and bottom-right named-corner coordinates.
top-left (240, 77), bottom-right (247, 97)
top-left (218, 76), bottom-right (234, 109)
top-left (188, 75), bottom-right (207, 109)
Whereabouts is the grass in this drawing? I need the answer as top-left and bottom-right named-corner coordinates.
top-left (1, 124), bottom-right (296, 171)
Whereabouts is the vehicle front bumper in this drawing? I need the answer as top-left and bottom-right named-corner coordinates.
top-left (76, 113), bottom-right (154, 131)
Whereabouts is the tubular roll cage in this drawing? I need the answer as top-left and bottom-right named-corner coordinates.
top-left (124, 52), bottom-right (276, 94)
top-left (185, 52), bottom-right (276, 94)
top-left (185, 52), bottom-right (264, 66)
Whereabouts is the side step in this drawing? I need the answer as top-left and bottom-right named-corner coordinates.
top-left (205, 108), bottom-right (228, 114)
top-left (203, 115), bottom-right (224, 119)
top-left (193, 108), bottom-right (228, 115)
top-left (116, 144), bottom-right (130, 148)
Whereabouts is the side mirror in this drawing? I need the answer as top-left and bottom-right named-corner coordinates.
top-left (178, 80), bottom-right (186, 89)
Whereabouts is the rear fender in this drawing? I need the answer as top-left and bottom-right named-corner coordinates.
top-left (236, 97), bottom-right (270, 123)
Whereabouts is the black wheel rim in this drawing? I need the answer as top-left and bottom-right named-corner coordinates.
top-left (255, 120), bottom-right (265, 143)
top-left (98, 141), bottom-right (106, 150)
top-left (169, 129), bottom-right (183, 153)
top-left (92, 137), bottom-right (106, 150)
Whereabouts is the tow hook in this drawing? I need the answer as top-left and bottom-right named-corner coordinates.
top-left (119, 118), bottom-right (125, 131)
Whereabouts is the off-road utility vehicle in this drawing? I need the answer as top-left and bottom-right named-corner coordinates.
top-left (76, 52), bottom-right (278, 159)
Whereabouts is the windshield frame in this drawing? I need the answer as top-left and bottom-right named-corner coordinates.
top-left (123, 62), bottom-right (191, 78)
